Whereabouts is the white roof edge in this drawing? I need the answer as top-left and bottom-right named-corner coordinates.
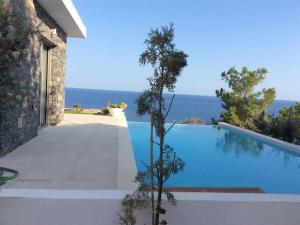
top-left (61, 0), bottom-right (87, 38)
top-left (37, 0), bottom-right (87, 38)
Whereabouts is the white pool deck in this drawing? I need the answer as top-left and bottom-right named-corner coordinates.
top-left (0, 114), bottom-right (137, 190)
top-left (0, 114), bottom-right (300, 225)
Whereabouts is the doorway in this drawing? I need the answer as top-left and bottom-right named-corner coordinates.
top-left (39, 44), bottom-right (49, 127)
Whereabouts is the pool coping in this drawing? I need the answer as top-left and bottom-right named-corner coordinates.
top-left (218, 122), bottom-right (300, 153)
top-left (117, 115), bottom-right (138, 189)
top-left (1, 189), bottom-right (300, 202)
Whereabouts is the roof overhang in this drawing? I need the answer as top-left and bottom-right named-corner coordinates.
top-left (37, 0), bottom-right (87, 38)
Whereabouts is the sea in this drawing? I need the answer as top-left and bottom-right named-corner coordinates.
top-left (65, 88), bottom-right (296, 123)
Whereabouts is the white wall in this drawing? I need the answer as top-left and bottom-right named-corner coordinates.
top-left (1, 190), bottom-right (300, 225)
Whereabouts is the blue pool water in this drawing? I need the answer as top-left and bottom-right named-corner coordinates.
top-left (128, 122), bottom-right (300, 194)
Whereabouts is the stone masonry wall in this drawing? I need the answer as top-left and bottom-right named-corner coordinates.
top-left (0, 0), bottom-right (67, 156)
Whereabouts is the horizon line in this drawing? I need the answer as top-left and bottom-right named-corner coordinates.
top-left (65, 86), bottom-right (299, 102)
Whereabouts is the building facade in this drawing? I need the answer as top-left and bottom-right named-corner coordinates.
top-left (0, 0), bottom-right (86, 156)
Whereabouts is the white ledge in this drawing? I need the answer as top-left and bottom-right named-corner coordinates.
top-left (1, 189), bottom-right (300, 202)
top-left (37, 0), bottom-right (87, 38)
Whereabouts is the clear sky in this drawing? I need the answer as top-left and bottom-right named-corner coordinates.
top-left (67, 0), bottom-right (300, 101)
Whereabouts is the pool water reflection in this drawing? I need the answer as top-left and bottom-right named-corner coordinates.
top-left (128, 122), bottom-right (300, 194)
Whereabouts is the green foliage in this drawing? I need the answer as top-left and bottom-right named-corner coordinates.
top-left (73, 103), bottom-right (81, 110)
top-left (118, 167), bottom-right (181, 225)
top-left (117, 173), bottom-right (152, 225)
top-left (260, 103), bottom-right (300, 145)
top-left (107, 102), bottom-right (128, 109)
top-left (119, 24), bottom-right (188, 225)
top-left (101, 107), bottom-right (110, 115)
top-left (136, 90), bottom-right (157, 116)
top-left (136, 23), bottom-right (188, 137)
top-left (216, 67), bottom-right (276, 131)
top-left (276, 103), bottom-right (300, 144)
top-left (216, 67), bottom-right (299, 145)
top-left (137, 24), bottom-right (188, 115)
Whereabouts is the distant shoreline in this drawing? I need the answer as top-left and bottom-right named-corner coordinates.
top-left (65, 88), bottom-right (297, 123)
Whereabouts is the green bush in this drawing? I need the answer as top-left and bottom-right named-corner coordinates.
top-left (273, 103), bottom-right (300, 144)
top-left (257, 103), bottom-right (300, 145)
top-left (102, 107), bottom-right (110, 115)
top-left (107, 102), bottom-right (128, 109)
top-left (73, 103), bottom-right (81, 111)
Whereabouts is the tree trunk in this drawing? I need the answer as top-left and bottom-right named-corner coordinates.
top-left (150, 112), bottom-right (155, 225)
top-left (155, 90), bottom-right (164, 225)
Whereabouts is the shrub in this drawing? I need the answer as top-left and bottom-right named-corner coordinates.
top-left (271, 103), bottom-right (300, 144)
top-left (102, 107), bottom-right (110, 115)
top-left (108, 102), bottom-right (128, 109)
top-left (73, 103), bottom-right (81, 112)
top-left (255, 103), bottom-right (300, 145)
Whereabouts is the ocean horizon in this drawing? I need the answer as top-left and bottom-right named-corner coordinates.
top-left (65, 87), bottom-right (297, 123)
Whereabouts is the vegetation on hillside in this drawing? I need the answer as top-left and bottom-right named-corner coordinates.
top-left (216, 67), bottom-right (276, 131)
top-left (259, 103), bottom-right (300, 145)
top-left (216, 66), bottom-right (300, 145)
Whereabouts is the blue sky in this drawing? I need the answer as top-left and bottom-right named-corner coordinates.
top-left (67, 0), bottom-right (300, 101)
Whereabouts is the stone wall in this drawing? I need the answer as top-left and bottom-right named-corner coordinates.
top-left (0, 0), bottom-right (67, 156)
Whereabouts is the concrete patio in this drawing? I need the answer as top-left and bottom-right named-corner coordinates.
top-left (0, 114), bottom-right (137, 190)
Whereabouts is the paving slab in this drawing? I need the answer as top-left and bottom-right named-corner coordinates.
top-left (0, 114), bottom-right (137, 190)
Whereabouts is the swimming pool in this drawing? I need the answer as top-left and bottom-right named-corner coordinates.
top-left (128, 122), bottom-right (300, 194)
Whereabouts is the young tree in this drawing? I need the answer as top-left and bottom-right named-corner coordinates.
top-left (216, 67), bottom-right (276, 131)
top-left (118, 24), bottom-right (188, 225)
